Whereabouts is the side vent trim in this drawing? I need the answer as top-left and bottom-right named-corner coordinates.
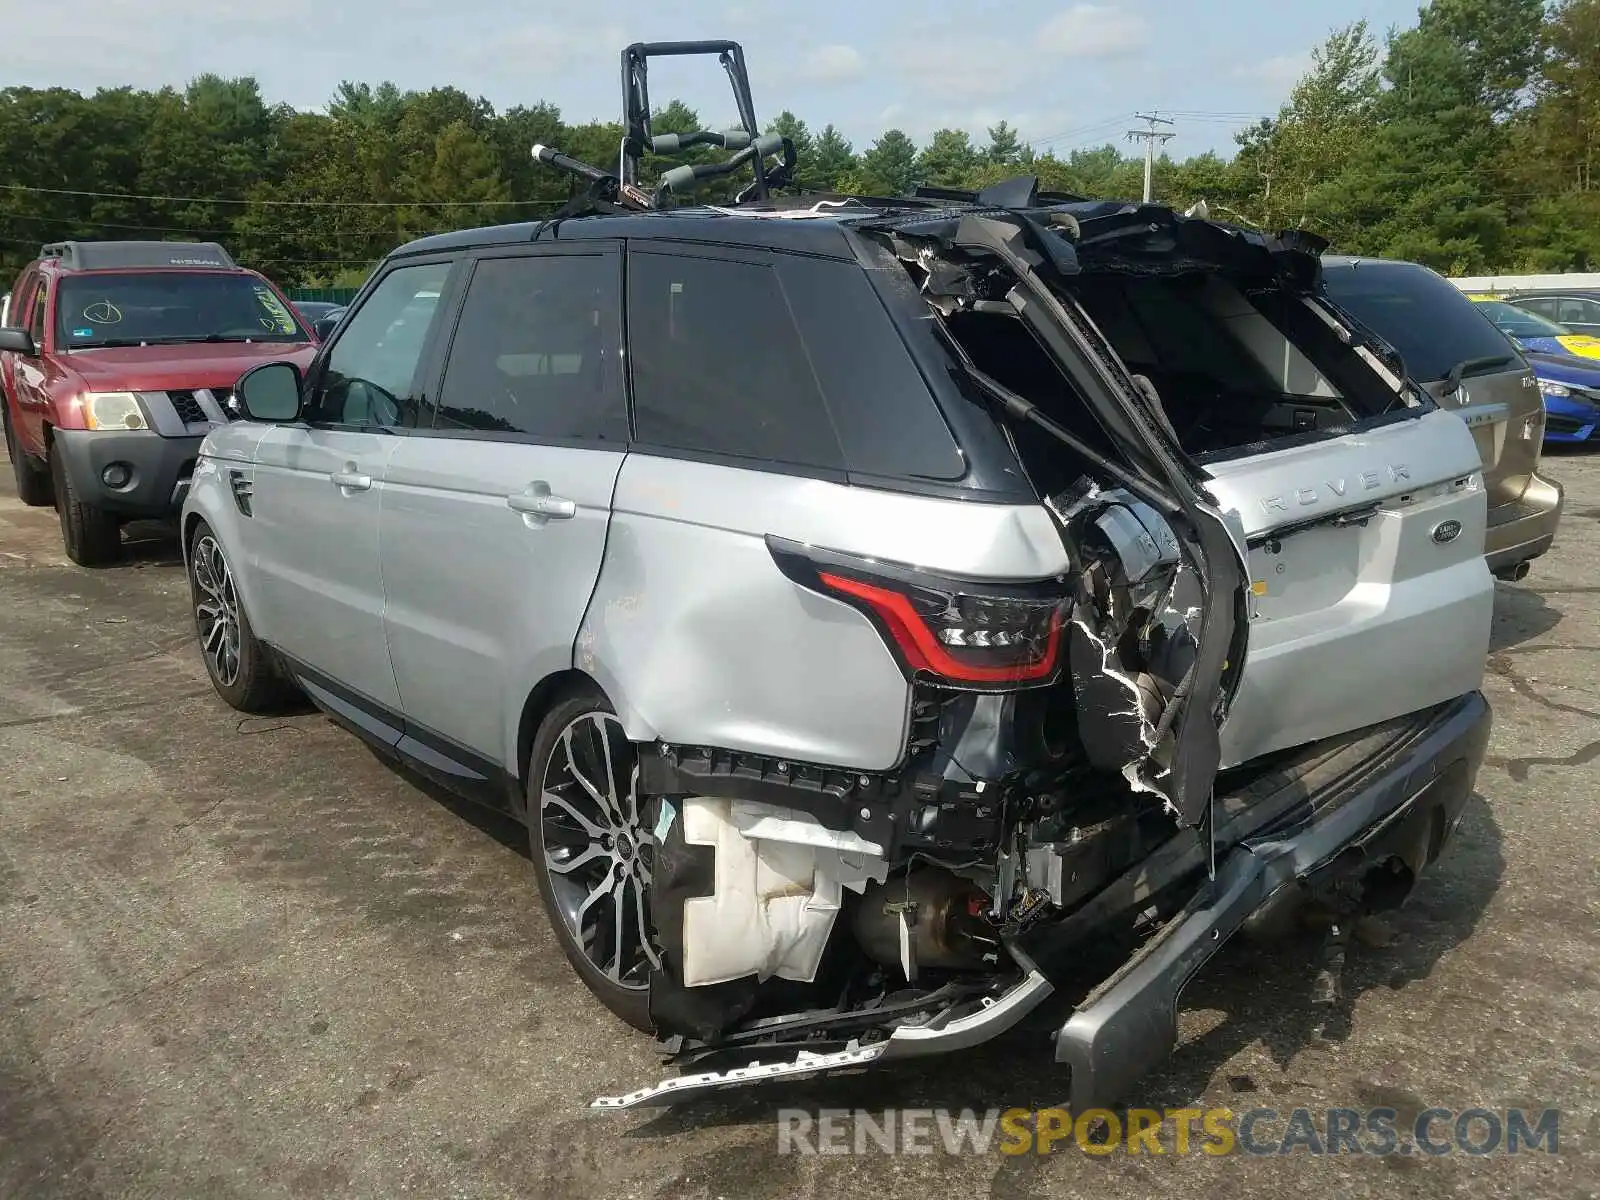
top-left (229, 470), bottom-right (254, 518)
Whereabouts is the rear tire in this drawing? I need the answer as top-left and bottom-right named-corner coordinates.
top-left (3, 403), bottom-right (52, 507)
top-left (528, 688), bottom-right (658, 1032)
top-left (50, 445), bottom-right (119, 566)
top-left (187, 519), bottom-right (291, 714)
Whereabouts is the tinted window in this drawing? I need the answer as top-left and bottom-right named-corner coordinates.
top-left (628, 250), bottom-right (845, 470)
top-left (1476, 299), bottom-right (1569, 338)
top-left (1517, 297), bottom-right (1560, 319)
top-left (777, 256), bottom-right (966, 481)
top-left (435, 253), bottom-right (625, 442)
top-left (316, 261), bottom-right (451, 428)
top-left (1321, 262), bottom-right (1516, 382)
top-left (54, 272), bottom-right (308, 348)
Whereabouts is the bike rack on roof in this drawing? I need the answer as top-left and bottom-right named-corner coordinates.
top-left (619, 40), bottom-right (764, 197)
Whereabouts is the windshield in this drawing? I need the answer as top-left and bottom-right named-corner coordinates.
top-left (1320, 261), bottom-right (1518, 382)
top-left (55, 271), bottom-right (309, 348)
top-left (1473, 299), bottom-right (1571, 339)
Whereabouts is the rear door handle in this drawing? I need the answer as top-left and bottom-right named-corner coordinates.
top-left (506, 485), bottom-right (577, 521)
top-left (330, 468), bottom-right (372, 492)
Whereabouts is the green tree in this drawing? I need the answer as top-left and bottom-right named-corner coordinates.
top-left (917, 129), bottom-right (980, 188)
top-left (1, 0), bottom-right (1591, 283)
top-left (1233, 22), bottom-right (1382, 236)
top-left (1310, 0), bottom-right (1544, 268)
top-left (810, 124), bottom-right (856, 190)
top-left (1503, 0), bottom-right (1600, 267)
top-left (857, 129), bottom-right (919, 194)
top-left (985, 121), bottom-right (1023, 166)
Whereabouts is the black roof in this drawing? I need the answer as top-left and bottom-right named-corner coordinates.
top-left (41, 240), bottom-right (238, 271)
top-left (392, 206), bottom-right (864, 261)
top-left (390, 194), bottom-right (1309, 274)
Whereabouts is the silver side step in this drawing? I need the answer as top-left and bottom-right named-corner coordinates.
top-left (590, 971), bottom-right (1055, 1111)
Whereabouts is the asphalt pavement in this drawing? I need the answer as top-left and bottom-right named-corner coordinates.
top-left (0, 440), bottom-right (1597, 1198)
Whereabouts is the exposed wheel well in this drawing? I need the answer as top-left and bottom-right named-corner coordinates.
top-left (515, 669), bottom-right (609, 808)
top-left (182, 511), bottom-right (205, 559)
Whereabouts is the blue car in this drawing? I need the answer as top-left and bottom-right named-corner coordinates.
top-left (1525, 350), bottom-right (1600, 443)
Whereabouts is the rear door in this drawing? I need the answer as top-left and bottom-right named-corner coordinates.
top-left (379, 243), bottom-right (628, 773)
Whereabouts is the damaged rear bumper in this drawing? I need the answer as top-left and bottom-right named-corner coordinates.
top-left (1054, 691), bottom-right (1487, 1108)
top-left (592, 691), bottom-right (1490, 1112)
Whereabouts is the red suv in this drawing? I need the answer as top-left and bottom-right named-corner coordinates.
top-left (0, 240), bottom-right (318, 565)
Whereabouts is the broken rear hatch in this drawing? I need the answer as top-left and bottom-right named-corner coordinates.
top-left (882, 197), bottom-right (1495, 789)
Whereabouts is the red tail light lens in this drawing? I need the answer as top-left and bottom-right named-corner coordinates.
top-left (769, 538), bottom-right (1070, 691)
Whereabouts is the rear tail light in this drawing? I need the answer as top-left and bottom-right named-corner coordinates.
top-left (769, 537), bottom-right (1070, 691)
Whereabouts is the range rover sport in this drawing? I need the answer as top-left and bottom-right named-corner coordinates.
top-left (181, 183), bottom-right (1493, 1111)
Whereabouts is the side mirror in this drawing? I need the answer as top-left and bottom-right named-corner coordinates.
top-left (236, 360), bottom-right (304, 422)
top-left (0, 327), bottom-right (37, 356)
top-left (313, 315), bottom-right (340, 342)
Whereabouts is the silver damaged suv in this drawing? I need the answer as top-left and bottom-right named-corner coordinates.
top-left (183, 186), bottom-right (1494, 1111)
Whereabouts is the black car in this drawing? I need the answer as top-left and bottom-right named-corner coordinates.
top-left (291, 300), bottom-right (343, 328)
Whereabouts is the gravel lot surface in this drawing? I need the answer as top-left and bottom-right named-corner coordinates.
top-left (1, 437), bottom-right (1596, 1198)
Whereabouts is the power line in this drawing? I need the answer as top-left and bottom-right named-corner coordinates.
top-left (1027, 113), bottom-right (1131, 150)
top-left (0, 212), bottom-right (453, 241)
top-left (0, 182), bottom-right (560, 209)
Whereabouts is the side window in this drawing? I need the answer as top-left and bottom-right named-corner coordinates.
top-left (434, 253), bottom-right (625, 441)
top-left (627, 249), bottom-right (845, 470)
top-left (28, 278), bottom-right (47, 342)
top-left (313, 261), bottom-right (451, 428)
top-left (1517, 297), bottom-right (1558, 319)
top-left (776, 256), bottom-right (967, 481)
top-left (1560, 298), bottom-right (1600, 326)
top-left (5, 272), bottom-right (33, 330)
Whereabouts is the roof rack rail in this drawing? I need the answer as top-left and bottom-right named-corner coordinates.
top-left (38, 240), bottom-right (237, 270)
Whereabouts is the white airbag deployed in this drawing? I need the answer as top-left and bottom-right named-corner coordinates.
top-left (679, 797), bottom-right (841, 987)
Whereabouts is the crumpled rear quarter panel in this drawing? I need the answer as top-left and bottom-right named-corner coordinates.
top-left (577, 453), bottom-right (1070, 772)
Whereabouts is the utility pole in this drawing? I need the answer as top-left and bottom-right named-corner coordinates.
top-left (1126, 112), bottom-right (1175, 203)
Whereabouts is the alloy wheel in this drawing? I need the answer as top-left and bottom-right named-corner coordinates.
top-left (539, 711), bottom-right (660, 990)
top-left (191, 534), bottom-right (243, 688)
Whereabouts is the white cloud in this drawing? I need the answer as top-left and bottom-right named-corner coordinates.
top-left (1038, 5), bottom-right (1151, 60)
top-left (479, 22), bottom-right (627, 69)
top-left (1233, 52), bottom-right (1314, 93)
top-left (888, 34), bottom-right (1023, 102)
top-left (797, 44), bottom-right (866, 86)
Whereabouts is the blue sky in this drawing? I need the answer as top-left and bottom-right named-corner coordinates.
top-left (6, 0), bottom-right (1429, 159)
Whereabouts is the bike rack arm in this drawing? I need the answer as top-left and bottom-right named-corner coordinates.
top-left (652, 135), bottom-right (791, 206)
top-left (620, 40), bottom-right (761, 191)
